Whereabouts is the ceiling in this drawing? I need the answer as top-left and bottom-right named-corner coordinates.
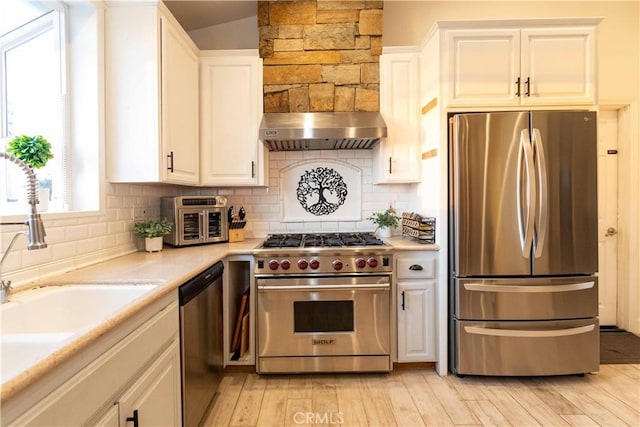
top-left (164, 1), bottom-right (258, 31)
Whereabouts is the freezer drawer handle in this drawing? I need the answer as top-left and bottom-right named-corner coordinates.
top-left (464, 324), bottom-right (595, 338)
top-left (463, 281), bottom-right (595, 293)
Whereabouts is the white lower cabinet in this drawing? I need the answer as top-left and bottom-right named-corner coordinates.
top-left (7, 299), bottom-right (181, 426)
top-left (396, 252), bottom-right (437, 362)
top-left (117, 340), bottom-right (181, 427)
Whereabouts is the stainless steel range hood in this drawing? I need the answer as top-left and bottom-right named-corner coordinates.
top-left (259, 112), bottom-right (387, 151)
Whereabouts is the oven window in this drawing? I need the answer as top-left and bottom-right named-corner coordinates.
top-left (182, 212), bottom-right (200, 241)
top-left (207, 211), bottom-right (221, 238)
top-left (293, 301), bottom-right (354, 332)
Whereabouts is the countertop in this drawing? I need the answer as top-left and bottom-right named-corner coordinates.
top-left (1, 236), bottom-right (438, 403)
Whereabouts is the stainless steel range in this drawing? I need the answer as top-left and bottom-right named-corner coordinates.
top-left (254, 232), bottom-right (393, 374)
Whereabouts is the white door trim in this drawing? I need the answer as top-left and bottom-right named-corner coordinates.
top-left (602, 102), bottom-right (640, 335)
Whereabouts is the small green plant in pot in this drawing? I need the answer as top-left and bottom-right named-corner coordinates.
top-left (133, 218), bottom-right (173, 252)
top-left (368, 206), bottom-right (399, 238)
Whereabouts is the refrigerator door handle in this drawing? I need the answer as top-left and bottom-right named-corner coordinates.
top-left (517, 129), bottom-right (536, 258)
top-left (463, 281), bottom-right (595, 293)
top-left (464, 324), bottom-right (595, 338)
top-left (532, 128), bottom-right (548, 258)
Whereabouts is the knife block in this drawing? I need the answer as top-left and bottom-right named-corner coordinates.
top-left (229, 228), bottom-right (245, 242)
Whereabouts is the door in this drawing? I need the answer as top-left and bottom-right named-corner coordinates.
top-left (530, 111), bottom-right (598, 275)
top-left (257, 277), bottom-right (390, 357)
top-left (118, 341), bottom-right (182, 427)
top-left (597, 110), bottom-right (619, 325)
top-left (445, 28), bottom-right (521, 107)
top-left (200, 53), bottom-right (264, 186)
top-left (452, 112), bottom-right (531, 276)
top-left (161, 16), bottom-right (199, 184)
top-left (520, 27), bottom-right (596, 106)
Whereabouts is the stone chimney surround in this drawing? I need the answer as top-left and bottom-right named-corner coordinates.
top-left (259, 0), bottom-right (383, 113)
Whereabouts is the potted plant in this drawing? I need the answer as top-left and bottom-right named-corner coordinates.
top-left (368, 206), bottom-right (399, 238)
top-left (132, 218), bottom-right (173, 252)
top-left (7, 134), bottom-right (54, 210)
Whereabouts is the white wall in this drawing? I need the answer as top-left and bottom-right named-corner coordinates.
top-left (188, 16), bottom-right (258, 50)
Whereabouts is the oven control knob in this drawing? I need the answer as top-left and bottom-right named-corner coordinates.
top-left (268, 259), bottom-right (279, 270)
top-left (309, 259), bottom-right (320, 270)
top-left (297, 259), bottom-right (309, 270)
top-left (332, 260), bottom-right (344, 271)
top-left (367, 257), bottom-right (378, 268)
top-left (280, 260), bottom-right (291, 270)
top-left (355, 258), bottom-right (367, 269)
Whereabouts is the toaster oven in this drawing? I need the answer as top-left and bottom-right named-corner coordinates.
top-left (161, 196), bottom-right (228, 246)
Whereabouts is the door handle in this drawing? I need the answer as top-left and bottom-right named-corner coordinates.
top-left (605, 227), bottom-right (617, 237)
top-left (126, 409), bottom-right (139, 427)
top-left (515, 77), bottom-right (521, 97)
top-left (531, 128), bottom-right (548, 258)
top-left (517, 129), bottom-right (536, 258)
top-left (401, 290), bottom-right (405, 311)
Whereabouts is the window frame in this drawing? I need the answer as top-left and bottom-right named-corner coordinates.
top-left (0, 0), bottom-right (101, 220)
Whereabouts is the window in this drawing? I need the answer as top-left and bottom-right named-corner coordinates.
top-left (1, 1), bottom-right (66, 214)
top-left (1, 0), bottom-right (100, 216)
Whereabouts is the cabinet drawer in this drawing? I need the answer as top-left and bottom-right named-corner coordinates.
top-left (454, 318), bottom-right (599, 376)
top-left (397, 258), bottom-right (435, 279)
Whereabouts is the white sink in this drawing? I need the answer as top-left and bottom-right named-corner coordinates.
top-left (1, 284), bottom-right (158, 383)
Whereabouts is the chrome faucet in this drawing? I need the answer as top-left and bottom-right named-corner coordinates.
top-left (0, 151), bottom-right (48, 303)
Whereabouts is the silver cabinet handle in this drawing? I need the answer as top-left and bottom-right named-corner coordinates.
top-left (463, 281), bottom-right (595, 293)
top-left (464, 324), bottom-right (594, 338)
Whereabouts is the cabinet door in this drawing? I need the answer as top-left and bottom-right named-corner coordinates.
top-left (445, 29), bottom-right (521, 107)
top-left (118, 340), bottom-right (182, 427)
top-left (397, 281), bottom-right (436, 362)
top-left (521, 27), bottom-right (596, 105)
top-left (377, 51), bottom-right (421, 183)
top-left (91, 403), bottom-right (119, 427)
top-left (161, 15), bottom-right (200, 184)
top-left (200, 53), bottom-right (267, 186)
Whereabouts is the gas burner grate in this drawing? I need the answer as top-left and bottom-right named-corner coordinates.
top-left (262, 232), bottom-right (385, 248)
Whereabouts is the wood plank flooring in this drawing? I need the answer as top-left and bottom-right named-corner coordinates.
top-left (204, 364), bottom-right (639, 427)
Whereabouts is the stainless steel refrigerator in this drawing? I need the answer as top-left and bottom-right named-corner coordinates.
top-left (449, 111), bottom-right (599, 376)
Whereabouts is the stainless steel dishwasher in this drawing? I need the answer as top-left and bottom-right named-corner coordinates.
top-left (179, 261), bottom-right (224, 427)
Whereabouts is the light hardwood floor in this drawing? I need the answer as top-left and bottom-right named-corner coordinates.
top-left (204, 364), bottom-right (640, 427)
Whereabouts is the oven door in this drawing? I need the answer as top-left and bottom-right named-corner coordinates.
top-left (257, 276), bottom-right (390, 358)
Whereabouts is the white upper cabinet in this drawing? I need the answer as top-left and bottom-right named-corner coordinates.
top-left (200, 51), bottom-right (268, 187)
top-left (443, 20), bottom-right (599, 107)
top-left (106, 4), bottom-right (199, 185)
top-left (375, 48), bottom-right (421, 184)
top-left (520, 27), bottom-right (596, 105)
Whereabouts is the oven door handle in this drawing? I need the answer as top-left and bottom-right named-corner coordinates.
top-left (258, 284), bottom-right (390, 291)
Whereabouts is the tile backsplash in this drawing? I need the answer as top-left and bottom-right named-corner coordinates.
top-left (1, 149), bottom-right (415, 286)
top-left (200, 149), bottom-right (416, 237)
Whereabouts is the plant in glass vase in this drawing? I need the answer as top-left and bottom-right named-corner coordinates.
top-left (368, 206), bottom-right (399, 238)
top-left (132, 218), bottom-right (173, 252)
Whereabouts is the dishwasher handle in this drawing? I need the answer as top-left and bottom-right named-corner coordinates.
top-left (179, 261), bottom-right (224, 306)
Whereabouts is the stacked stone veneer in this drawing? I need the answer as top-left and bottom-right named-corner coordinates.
top-left (258, 0), bottom-right (383, 112)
